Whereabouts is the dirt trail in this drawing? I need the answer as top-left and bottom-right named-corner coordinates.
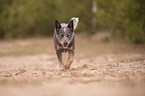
top-left (0, 36), bottom-right (145, 96)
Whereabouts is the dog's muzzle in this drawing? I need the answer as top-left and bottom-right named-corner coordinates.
top-left (63, 41), bottom-right (68, 49)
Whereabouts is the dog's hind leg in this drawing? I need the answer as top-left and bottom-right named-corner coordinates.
top-left (65, 50), bottom-right (74, 69)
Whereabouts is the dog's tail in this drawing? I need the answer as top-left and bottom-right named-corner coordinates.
top-left (69, 17), bottom-right (79, 30)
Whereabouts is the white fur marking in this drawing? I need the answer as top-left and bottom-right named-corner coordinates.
top-left (64, 28), bottom-right (66, 32)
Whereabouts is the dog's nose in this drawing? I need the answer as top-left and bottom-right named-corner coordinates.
top-left (63, 41), bottom-right (68, 46)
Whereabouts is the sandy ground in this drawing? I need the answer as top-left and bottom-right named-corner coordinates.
top-left (0, 35), bottom-right (145, 96)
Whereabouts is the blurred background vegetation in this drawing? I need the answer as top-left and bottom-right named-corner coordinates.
top-left (0, 0), bottom-right (145, 43)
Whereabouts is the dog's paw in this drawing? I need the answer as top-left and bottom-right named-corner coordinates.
top-left (59, 66), bottom-right (66, 71)
top-left (65, 64), bottom-right (70, 69)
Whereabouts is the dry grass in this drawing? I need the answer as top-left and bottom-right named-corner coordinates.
top-left (0, 34), bottom-right (145, 96)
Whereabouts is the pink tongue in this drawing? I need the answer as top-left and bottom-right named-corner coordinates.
top-left (63, 46), bottom-right (68, 49)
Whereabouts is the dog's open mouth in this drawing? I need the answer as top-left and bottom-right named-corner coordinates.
top-left (63, 45), bottom-right (68, 49)
top-left (63, 43), bottom-right (68, 49)
top-left (63, 46), bottom-right (68, 49)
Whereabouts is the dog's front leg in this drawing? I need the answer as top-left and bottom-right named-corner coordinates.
top-left (56, 51), bottom-right (65, 71)
top-left (65, 50), bottom-right (74, 69)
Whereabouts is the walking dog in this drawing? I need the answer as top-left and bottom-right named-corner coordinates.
top-left (54, 17), bottom-right (79, 70)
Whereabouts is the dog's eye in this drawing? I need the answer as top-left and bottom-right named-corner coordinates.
top-left (67, 34), bottom-right (71, 37)
top-left (60, 34), bottom-right (64, 37)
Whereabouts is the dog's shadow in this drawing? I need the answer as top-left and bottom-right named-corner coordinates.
top-left (68, 64), bottom-right (97, 71)
top-left (45, 64), bottom-right (97, 73)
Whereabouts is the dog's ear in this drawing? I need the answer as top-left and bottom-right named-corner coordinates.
top-left (67, 20), bottom-right (74, 32)
top-left (69, 17), bottom-right (79, 30)
top-left (55, 20), bottom-right (61, 30)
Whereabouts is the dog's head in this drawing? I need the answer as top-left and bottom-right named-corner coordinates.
top-left (55, 20), bottom-right (74, 49)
